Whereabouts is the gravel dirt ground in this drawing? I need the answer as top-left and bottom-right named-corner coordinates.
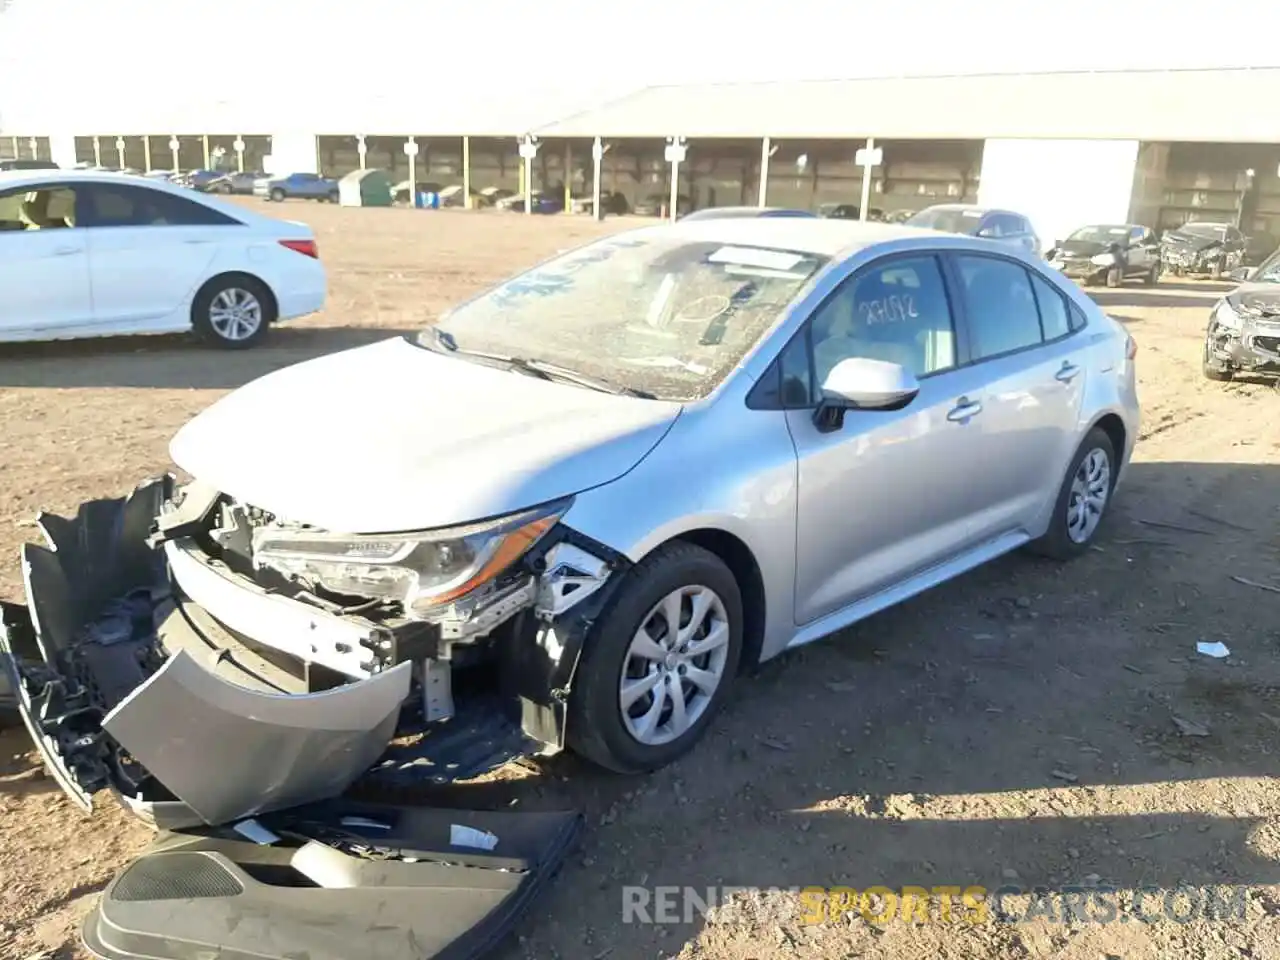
top-left (2, 202), bottom-right (1279, 960)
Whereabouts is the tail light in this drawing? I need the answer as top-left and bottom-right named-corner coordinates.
top-left (1125, 334), bottom-right (1138, 360)
top-left (279, 238), bottom-right (319, 259)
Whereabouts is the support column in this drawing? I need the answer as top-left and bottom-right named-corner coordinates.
top-left (591, 137), bottom-right (604, 222)
top-left (233, 136), bottom-right (245, 173)
top-left (143, 136), bottom-right (152, 172)
top-left (758, 136), bottom-right (772, 207)
top-left (405, 137), bottom-right (419, 204)
top-left (9, 136), bottom-right (17, 159)
top-left (114, 136), bottom-right (125, 168)
top-left (28, 137), bottom-right (38, 160)
top-left (92, 136), bottom-right (102, 167)
top-left (858, 137), bottom-right (877, 222)
top-left (462, 136), bottom-right (471, 209)
top-left (356, 134), bottom-right (367, 171)
top-left (169, 136), bottom-right (180, 174)
top-left (519, 136), bottom-right (539, 216)
top-left (666, 136), bottom-right (687, 221)
top-left (562, 141), bottom-right (572, 213)
top-left (202, 134), bottom-right (210, 169)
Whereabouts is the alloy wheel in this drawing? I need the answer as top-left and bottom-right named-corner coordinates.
top-left (209, 288), bottom-right (264, 342)
top-left (1067, 448), bottom-right (1111, 544)
top-left (619, 585), bottom-right (730, 746)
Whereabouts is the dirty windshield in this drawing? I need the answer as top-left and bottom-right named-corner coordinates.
top-left (905, 207), bottom-right (985, 233)
top-left (1178, 223), bottom-right (1228, 239)
top-left (423, 234), bottom-right (828, 401)
top-left (1250, 247), bottom-right (1280, 283)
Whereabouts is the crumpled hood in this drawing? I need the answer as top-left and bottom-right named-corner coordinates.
top-left (1057, 239), bottom-right (1110, 257)
top-left (169, 337), bottom-right (682, 533)
top-left (1229, 282), bottom-right (1280, 319)
top-left (1162, 232), bottom-right (1221, 252)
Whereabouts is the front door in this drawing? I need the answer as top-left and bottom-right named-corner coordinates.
top-left (78, 182), bottom-right (220, 326)
top-left (786, 252), bottom-right (995, 625)
top-left (0, 183), bottom-right (93, 334)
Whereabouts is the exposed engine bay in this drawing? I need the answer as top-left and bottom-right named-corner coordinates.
top-left (0, 474), bottom-right (628, 829)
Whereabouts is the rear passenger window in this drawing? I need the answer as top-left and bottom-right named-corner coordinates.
top-left (1069, 303), bottom-right (1088, 332)
top-left (954, 255), bottom-right (1043, 360)
top-left (1030, 273), bottom-right (1071, 340)
top-left (80, 183), bottom-right (239, 228)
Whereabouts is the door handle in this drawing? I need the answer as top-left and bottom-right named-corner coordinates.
top-left (183, 239), bottom-right (212, 245)
top-left (52, 245), bottom-right (80, 256)
top-left (947, 398), bottom-right (983, 422)
top-left (1055, 362), bottom-right (1081, 383)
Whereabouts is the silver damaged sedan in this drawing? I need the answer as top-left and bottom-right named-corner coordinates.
top-left (2, 218), bottom-right (1140, 825)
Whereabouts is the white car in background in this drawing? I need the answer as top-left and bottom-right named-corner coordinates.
top-left (0, 170), bottom-right (326, 349)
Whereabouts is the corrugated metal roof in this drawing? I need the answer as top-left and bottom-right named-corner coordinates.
top-left (532, 68), bottom-right (1280, 142)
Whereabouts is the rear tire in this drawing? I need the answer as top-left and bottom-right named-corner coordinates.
top-left (1144, 263), bottom-right (1159, 286)
top-left (568, 542), bottom-right (743, 775)
top-left (327, 190), bottom-right (339, 203)
top-left (1029, 427), bottom-right (1118, 561)
top-left (191, 275), bottom-right (275, 350)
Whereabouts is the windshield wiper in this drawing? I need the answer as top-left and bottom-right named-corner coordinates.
top-left (418, 330), bottom-right (654, 398)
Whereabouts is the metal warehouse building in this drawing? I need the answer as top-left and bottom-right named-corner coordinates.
top-left (4, 63), bottom-right (1280, 252)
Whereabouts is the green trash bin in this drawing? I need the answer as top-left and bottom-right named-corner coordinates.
top-left (338, 169), bottom-right (393, 207)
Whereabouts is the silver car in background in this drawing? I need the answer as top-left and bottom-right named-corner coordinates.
top-left (907, 203), bottom-right (1042, 256)
top-left (4, 218), bottom-right (1139, 824)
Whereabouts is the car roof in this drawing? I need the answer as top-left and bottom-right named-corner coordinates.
top-left (0, 168), bottom-right (182, 191)
top-left (624, 216), bottom-right (970, 259)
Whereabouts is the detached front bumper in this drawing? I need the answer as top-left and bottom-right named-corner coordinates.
top-left (1, 477), bottom-right (627, 829)
top-left (1050, 258), bottom-right (1110, 284)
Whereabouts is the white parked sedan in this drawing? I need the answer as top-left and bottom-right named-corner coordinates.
top-left (0, 169), bottom-right (326, 348)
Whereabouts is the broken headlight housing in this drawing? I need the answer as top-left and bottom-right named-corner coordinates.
top-left (250, 499), bottom-right (568, 616)
top-left (1211, 299), bottom-right (1243, 332)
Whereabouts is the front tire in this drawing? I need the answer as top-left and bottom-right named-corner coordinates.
top-left (1203, 341), bottom-right (1233, 381)
top-left (1105, 264), bottom-right (1123, 288)
top-left (191, 276), bottom-right (275, 349)
top-left (568, 542), bottom-right (743, 774)
top-left (1144, 263), bottom-right (1159, 286)
top-left (269, 187), bottom-right (285, 202)
top-left (1030, 427), bottom-right (1117, 561)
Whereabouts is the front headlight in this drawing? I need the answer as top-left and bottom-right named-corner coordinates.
top-left (1211, 299), bottom-right (1243, 332)
top-left (251, 499), bottom-right (569, 616)
top-left (1090, 253), bottom-right (1116, 266)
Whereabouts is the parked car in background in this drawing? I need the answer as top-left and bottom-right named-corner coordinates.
top-left (1045, 224), bottom-right (1161, 287)
top-left (255, 172), bottom-right (340, 203)
top-left (143, 170), bottom-right (179, 182)
top-left (0, 158), bottom-right (58, 171)
top-left (178, 169), bottom-right (228, 192)
top-left (475, 186), bottom-right (516, 207)
top-left (495, 190), bottom-right (564, 214)
top-left (205, 170), bottom-right (265, 195)
top-left (907, 204), bottom-right (1041, 255)
top-left (0, 169), bottom-right (326, 349)
top-left (1160, 221), bottom-right (1248, 279)
top-left (570, 191), bottom-right (630, 216)
top-left (2, 217), bottom-right (1139, 798)
top-left (1203, 246), bottom-right (1280, 382)
top-left (390, 179), bottom-right (444, 204)
top-left (633, 193), bottom-right (692, 217)
top-left (818, 203), bottom-right (861, 219)
top-left (680, 206), bottom-right (816, 222)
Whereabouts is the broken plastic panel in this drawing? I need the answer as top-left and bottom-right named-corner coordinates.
top-left (82, 800), bottom-right (582, 960)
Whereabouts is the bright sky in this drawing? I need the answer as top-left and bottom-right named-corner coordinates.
top-left (2, 0), bottom-right (1279, 131)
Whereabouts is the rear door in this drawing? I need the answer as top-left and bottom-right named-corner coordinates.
top-left (77, 182), bottom-right (233, 326)
top-left (947, 252), bottom-right (1089, 540)
top-left (0, 182), bottom-right (93, 334)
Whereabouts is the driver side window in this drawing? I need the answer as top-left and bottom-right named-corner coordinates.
top-left (808, 255), bottom-right (957, 390)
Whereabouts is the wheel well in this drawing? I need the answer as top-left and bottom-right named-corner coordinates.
top-left (673, 528), bottom-right (766, 672)
top-left (191, 272), bottom-right (279, 324)
top-left (1092, 413), bottom-right (1127, 465)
